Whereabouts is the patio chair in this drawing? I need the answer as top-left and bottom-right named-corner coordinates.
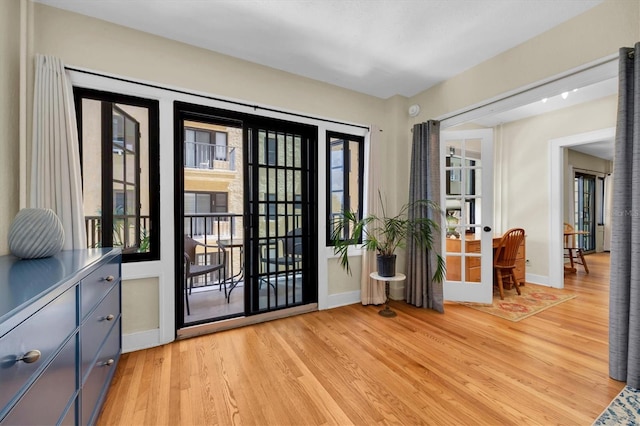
top-left (183, 236), bottom-right (226, 315)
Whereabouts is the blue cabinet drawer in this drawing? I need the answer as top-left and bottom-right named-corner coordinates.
top-left (59, 396), bottom-right (77, 426)
top-left (1, 332), bottom-right (77, 426)
top-left (81, 318), bottom-right (120, 426)
top-left (81, 283), bottom-right (120, 381)
top-left (0, 286), bottom-right (76, 416)
top-left (80, 259), bottom-right (119, 321)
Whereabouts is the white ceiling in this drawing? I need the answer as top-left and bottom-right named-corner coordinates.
top-left (34, 0), bottom-right (603, 99)
top-left (36, 0), bottom-right (615, 160)
top-left (469, 77), bottom-right (618, 160)
top-left (471, 78), bottom-right (619, 128)
top-left (570, 139), bottom-right (615, 161)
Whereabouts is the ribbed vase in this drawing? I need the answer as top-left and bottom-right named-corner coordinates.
top-left (8, 208), bottom-right (65, 259)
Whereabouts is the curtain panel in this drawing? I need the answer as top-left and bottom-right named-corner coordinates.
top-left (405, 121), bottom-right (444, 312)
top-left (360, 125), bottom-right (386, 305)
top-left (30, 54), bottom-right (86, 250)
top-left (609, 42), bottom-right (640, 388)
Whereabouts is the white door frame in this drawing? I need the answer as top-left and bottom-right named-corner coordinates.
top-left (548, 127), bottom-right (616, 288)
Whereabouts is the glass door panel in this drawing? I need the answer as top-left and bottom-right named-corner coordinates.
top-left (442, 129), bottom-right (493, 304)
top-left (179, 116), bottom-right (245, 326)
top-left (574, 172), bottom-right (596, 251)
top-left (175, 104), bottom-right (318, 330)
top-left (247, 127), bottom-right (316, 314)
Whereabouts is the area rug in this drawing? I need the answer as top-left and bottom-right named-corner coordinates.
top-left (459, 283), bottom-right (576, 322)
top-left (593, 386), bottom-right (640, 425)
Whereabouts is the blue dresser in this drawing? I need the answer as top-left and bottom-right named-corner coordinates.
top-left (0, 248), bottom-right (121, 425)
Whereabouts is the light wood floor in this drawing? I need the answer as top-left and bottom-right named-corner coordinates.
top-left (98, 252), bottom-right (622, 425)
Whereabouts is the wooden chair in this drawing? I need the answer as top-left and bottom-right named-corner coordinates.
top-left (493, 228), bottom-right (526, 300)
top-left (564, 223), bottom-right (589, 274)
top-left (183, 236), bottom-right (226, 315)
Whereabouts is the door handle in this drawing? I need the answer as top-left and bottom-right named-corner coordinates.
top-left (483, 226), bottom-right (492, 232)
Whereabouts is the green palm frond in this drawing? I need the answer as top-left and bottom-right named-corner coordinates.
top-left (331, 191), bottom-right (446, 281)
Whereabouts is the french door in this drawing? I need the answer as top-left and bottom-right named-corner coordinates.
top-left (245, 122), bottom-right (317, 314)
top-left (441, 129), bottom-right (494, 304)
top-left (174, 102), bottom-right (318, 329)
top-left (574, 172), bottom-right (596, 252)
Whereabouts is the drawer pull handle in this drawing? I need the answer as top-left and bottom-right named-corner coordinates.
top-left (18, 350), bottom-right (41, 364)
top-left (103, 359), bottom-right (115, 367)
top-left (105, 275), bottom-right (115, 282)
top-left (105, 314), bottom-right (115, 321)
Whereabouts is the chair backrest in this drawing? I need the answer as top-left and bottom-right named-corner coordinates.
top-left (184, 236), bottom-right (198, 264)
top-left (283, 228), bottom-right (303, 257)
top-left (564, 222), bottom-right (576, 248)
top-left (494, 228), bottom-right (525, 268)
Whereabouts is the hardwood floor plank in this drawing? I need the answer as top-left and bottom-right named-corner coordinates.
top-left (97, 252), bottom-right (623, 425)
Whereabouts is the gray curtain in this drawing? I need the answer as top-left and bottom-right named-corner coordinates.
top-left (609, 42), bottom-right (640, 388)
top-left (405, 121), bottom-right (443, 312)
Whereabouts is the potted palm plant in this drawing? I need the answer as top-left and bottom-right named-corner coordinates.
top-left (331, 191), bottom-right (446, 281)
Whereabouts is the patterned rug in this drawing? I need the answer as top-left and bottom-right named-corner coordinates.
top-left (594, 386), bottom-right (640, 425)
top-left (460, 283), bottom-right (576, 322)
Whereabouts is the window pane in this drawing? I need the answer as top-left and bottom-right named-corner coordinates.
top-left (195, 130), bottom-right (210, 143)
top-left (326, 132), bottom-right (364, 245)
top-left (267, 136), bottom-right (277, 166)
top-left (112, 147), bottom-right (124, 182)
top-left (195, 193), bottom-right (211, 213)
top-left (348, 140), bottom-right (360, 217)
top-left (184, 193), bottom-right (196, 214)
top-left (215, 132), bottom-right (227, 161)
top-left (75, 88), bottom-right (159, 261)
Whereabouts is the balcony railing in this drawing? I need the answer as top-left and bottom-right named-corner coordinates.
top-left (184, 141), bottom-right (236, 171)
top-left (184, 213), bottom-right (243, 289)
top-left (85, 215), bottom-right (151, 253)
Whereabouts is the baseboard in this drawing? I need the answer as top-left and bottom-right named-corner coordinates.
top-left (526, 273), bottom-right (549, 287)
top-left (326, 290), bottom-right (361, 309)
top-left (122, 329), bottom-right (162, 353)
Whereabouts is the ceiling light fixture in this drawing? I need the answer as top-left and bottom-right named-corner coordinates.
top-left (542, 98), bottom-right (548, 103)
top-left (561, 91), bottom-right (569, 99)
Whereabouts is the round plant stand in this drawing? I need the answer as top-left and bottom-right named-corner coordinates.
top-left (369, 272), bottom-right (406, 318)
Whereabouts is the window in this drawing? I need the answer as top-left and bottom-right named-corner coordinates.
top-left (184, 127), bottom-right (228, 168)
top-left (326, 131), bottom-right (364, 245)
top-left (184, 191), bottom-right (228, 236)
top-left (74, 88), bottom-right (160, 262)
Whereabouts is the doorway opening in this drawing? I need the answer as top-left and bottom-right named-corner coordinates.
top-left (174, 102), bottom-right (318, 334)
top-left (549, 128), bottom-right (615, 287)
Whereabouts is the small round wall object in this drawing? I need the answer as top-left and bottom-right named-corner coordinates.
top-left (8, 208), bottom-right (65, 259)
